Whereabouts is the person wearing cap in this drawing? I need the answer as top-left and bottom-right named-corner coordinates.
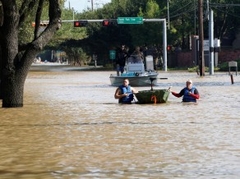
top-left (114, 78), bottom-right (138, 104)
top-left (170, 79), bottom-right (200, 102)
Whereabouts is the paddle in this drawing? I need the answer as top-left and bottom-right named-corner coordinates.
top-left (149, 77), bottom-right (156, 91)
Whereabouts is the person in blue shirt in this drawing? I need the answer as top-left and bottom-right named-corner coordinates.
top-left (171, 79), bottom-right (200, 102)
top-left (114, 79), bottom-right (138, 104)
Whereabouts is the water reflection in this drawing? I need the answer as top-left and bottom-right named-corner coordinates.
top-left (0, 68), bottom-right (239, 178)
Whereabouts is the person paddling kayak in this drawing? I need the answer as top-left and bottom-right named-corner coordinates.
top-left (170, 79), bottom-right (200, 102)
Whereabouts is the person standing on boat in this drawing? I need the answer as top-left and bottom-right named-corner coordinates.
top-left (116, 45), bottom-right (128, 74)
top-left (131, 46), bottom-right (144, 63)
top-left (114, 79), bottom-right (138, 104)
top-left (170, 79), bottom-right (200, 102)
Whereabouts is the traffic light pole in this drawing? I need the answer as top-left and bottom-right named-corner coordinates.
top-left (59, 18), bottom-right (168, 71)
top-left (143, 19), bottom-right (167, 72)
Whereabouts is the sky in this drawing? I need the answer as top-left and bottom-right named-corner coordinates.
top-left (64, 0), bottom-right (111, 13)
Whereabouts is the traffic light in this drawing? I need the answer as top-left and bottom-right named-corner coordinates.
top-left (31, 21), bottom-right (49, 27)
top-left (167, 45), bottom-right (172, 51)
top-left (74, 21), bottom-right (88, 27)
top-left (102, 19), bottom-right (115, 26)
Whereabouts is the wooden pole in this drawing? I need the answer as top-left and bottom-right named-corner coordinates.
top-left (198, 0), bottom-right (205, 76)
top-left (91, 0), bottom-right (94, 11)
top-left (230, 74), bottom-right (234, 84)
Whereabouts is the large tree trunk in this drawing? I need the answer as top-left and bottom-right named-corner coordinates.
top-left (1, 47), bottom-right (36, 107)
top-left (0, 1), bottom-right (20, 107)
top-left (0, 44), bottom-right (2, 99)
top-left (0, 0), bottom-right (61, 108)
top-left (2, 75), bottom-right (24, 107)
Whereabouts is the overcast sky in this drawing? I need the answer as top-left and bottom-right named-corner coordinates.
top-left (64, 0), bottom-right (111, 12)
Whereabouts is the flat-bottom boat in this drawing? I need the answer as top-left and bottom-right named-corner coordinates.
top-left (110, 72), bottom-right (158, 86)
top-left (135, 89), bottom-right (170, 104)
top-left (110, 62), bottom-right (158, 86)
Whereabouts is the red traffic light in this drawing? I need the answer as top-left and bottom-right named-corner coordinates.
top-left (74, 21), bottom-right (80, 27)
top-left (74, 21), bottom-right (88, 27)
top-left (102, 20), bottom-right (110, 26)
top-left (167, 45), bottom-right (172, 51)
top-left (102, 19), bottom-right (115, 26)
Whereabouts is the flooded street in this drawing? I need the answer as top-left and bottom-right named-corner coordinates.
top-left (0, 66), bottom-right (240, 179)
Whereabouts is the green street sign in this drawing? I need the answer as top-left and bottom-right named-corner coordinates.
top-left (109, 50), bottom-right (116, 60)
top-left (117, 17), bottom-right (143, 24)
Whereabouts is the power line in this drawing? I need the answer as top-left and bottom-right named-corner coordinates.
top-left (170, 6), bottom-right (196, 19)
top-left (212, 6), bottom-right (240, 18)
top-left (170, 1), bottom-right (194, 17)
top-left (210, 3), bottom-right (240, 7)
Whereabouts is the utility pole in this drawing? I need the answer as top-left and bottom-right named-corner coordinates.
top-left (91, 0), bottom-right (94, 11)
top-left (209, 9), bottom-right (214, 75)
top-left (198, 0), bottom-right (205, 76)
top-left (194, 0), bottom-right (196, 35)
top-left (167, 0), bottom-right (170, 29)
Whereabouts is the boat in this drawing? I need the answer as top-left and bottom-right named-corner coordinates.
top-left (109, 56), bottom-right (158, 86)
top-left (135, 88), bottom-right (170, 104)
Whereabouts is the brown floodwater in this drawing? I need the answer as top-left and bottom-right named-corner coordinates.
top-left (0, 65), bottom-right (240, 179)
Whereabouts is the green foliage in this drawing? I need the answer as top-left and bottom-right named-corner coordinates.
top-left (129, 0), bottom-right (162, 46)
top-left (48, 8), bottom-right (88, 47)
top-left (63, 47), bottom-right (90, 66)
top-left (29, 0), bottom-right (240, 68)
top-left (212, 0), bottom-right (240, 40)
top-left (19, 19), bottom-right (34, 44)
top-left (17, 0), bottom-right (68, 45)
top-left (187, 66), bottom-right (222, 72)
top-left (218, 59), bottom-right (240, 71)
top-left (184, 59), bottom-right (240, 72)
top-left (187, 66), bottom-right (210, 73)
top-left (145, 0), bottom-right (161, 18)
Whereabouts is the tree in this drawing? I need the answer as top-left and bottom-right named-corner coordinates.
top-left (130, 0), bottom-right (162, 46)
top-left (63, 46), bottom-right (89, 66)
top-left (0, 0), bottom-right (61, 108)
top-left (211, 0), bottom-right (240, 43)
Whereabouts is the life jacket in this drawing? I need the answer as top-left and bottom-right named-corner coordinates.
top-left (119, 85), bottom-right (134, 104)
top-left (182, 87), bottom-right (197, 102)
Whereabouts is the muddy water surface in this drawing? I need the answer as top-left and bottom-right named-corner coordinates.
top-left (0, 66), bottom-right (239, 179)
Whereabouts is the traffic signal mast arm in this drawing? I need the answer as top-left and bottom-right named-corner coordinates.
top-left (35, 18), bottom-right (168, 71)
top-left (72, 19), bottom-right (116, 27)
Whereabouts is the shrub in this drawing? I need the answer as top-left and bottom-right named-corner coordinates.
top-left (218, 59), bottom-right (240, 71)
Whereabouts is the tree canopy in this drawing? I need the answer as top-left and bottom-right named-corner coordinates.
top-left (53, 0), bottom-right (240, 65)
top-left (0, 0), bottom-right (61, 107)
